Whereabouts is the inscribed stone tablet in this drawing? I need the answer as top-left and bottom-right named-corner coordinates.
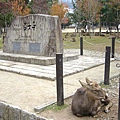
top-left (4, 14), bottom-right (63, 56)
top-left (29, 43), bottom-right (40, 53)
top-left (13, 42), bottom-right (21, 51)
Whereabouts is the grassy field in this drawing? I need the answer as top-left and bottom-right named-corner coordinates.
top-left (63, 33), bottom-right (120, 52)
top-left (0, 33), bottom-right (120, 53)
top-left (0, 37), bottom-right (3, 49)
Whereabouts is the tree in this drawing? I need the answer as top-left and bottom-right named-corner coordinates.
top-left (31, 0), bottom-right (49, 14)
top-left (11, 0), bottom-right (30, 16)
top-left (77, 0), bottom-right (102, 26)
top-left (67, 0), bottom-right (101, 34)
top-left (50, 2), bottom-right (68, 22)
top-left (47, 0), bottom-right (58, 11)
top-left (100, 0), bottom-right (120, 34)
top-left (0, 1), bottom-right (12, 14)
top-left (0, 1), bottom-right (13, 28)
top-left (24, 0), bottom-right (29, 4)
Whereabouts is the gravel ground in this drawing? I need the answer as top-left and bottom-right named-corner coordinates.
top-left (64, 49), bottom-right (120, 59)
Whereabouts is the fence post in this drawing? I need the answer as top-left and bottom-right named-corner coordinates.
top-left (116, 63), bottom-right (120, 120)
top-left (118, 67), bottom-right (120, 120)
top-left (80, 37), bottom-right (83, 55)
top-left (111, 37), bottom-right (115, 58)
top-left (56, 53), bottom-right (64, 106)
top-left (104, 46), bottom-right (111, 85)
top-left (118, 71), bottom-right (120, 120)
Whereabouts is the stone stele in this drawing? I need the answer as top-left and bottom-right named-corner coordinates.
top-left (3, 14), bottom-right (63, 57)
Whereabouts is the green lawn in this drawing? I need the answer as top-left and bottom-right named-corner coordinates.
top-left (0, 37), bottom-right (3, 49)
top-left (63, 33), bottom-right (120, 52)
top-left (0, 33), bottom-right (120, 53)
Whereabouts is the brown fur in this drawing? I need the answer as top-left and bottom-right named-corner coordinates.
top-left (71, 78), bottom-right (113, 117)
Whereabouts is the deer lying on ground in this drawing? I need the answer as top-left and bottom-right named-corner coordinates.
top-left (71, 78), bottom-right (113, 117)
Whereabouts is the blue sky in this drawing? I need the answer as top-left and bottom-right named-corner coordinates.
top-left (60, 0), bottom-right (74, 8)
top-left (61, 0), bottom-right (72, 2)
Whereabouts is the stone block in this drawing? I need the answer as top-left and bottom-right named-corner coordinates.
top-left (8, 105), bottom-right (21, 120)
top-left (13, 42), bottom-right (21, 51)
top-left (20, 110), bottom-right (30, 120)
top-left (3, 104), bottom-right (9, 120)
top-left (0, 102), bottom-right (6, 120)
top-left (4, 14), bottom-right (63, 57)
top-left (29, 114), bottom-right (37, 120)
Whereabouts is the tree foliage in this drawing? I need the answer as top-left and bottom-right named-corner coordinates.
top-left (76, 0), bottom-right (102, 22)
top-left (50, 2), bottom-right (68, 22)
top-left (0, 1), bottom-right (12, 14)
top-left (11, 0), bottom-right (30, 16)
top-left (47, 0), bottom-right (58, 10)
top-left (101, 0), bottom-right (120, 21)
top-left (66, 0), bottom-right (120, 32)
top-left (31, 0), bottom-right (49, 14)
top-left (0, 1), bottom-right (13, 28)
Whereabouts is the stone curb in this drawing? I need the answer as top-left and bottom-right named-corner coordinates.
top-left (0, 51), bottom-right (79, 66)
top-left (0, 101), bottom-right (49, 120)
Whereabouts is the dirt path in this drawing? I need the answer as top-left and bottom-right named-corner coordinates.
top-left (38, 77), bottom-right (119, 120)
top-left (0, 61), bottom-right (119, 119)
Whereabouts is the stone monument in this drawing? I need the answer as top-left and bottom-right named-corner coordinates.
top-left (3, 14), bottom-right (63, 57)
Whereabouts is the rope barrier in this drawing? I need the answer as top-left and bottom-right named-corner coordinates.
top-left (64, 43), bottom-right (79, 47)
top-left (83, 39), bottom-right (95, 45)
top-left (63, 36), bottom-right (120, 59)
top-left (83, 39), bottom-right (110, 46)
top-left (116, 40), bottom-right (120, 44)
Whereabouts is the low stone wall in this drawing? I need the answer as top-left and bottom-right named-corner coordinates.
top-left (0, 102), bottom-right (47, 120)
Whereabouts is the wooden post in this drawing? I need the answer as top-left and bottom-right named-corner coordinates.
top-left (56, 53), bottom-right (64, 106)
top-left (118, 70), bottom-right (120, 120)
top-left (104, 46), bottom-right (111, 85)
top-left (111, 37), bottom-right (115, 58)
top-left (80, 37), bottom-right (83, 55)
top-left (116, 63), bottom-right (120, 120)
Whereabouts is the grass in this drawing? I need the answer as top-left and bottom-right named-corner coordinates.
top-left (100, 83), bottom-right (111, 89)
top-left (0, 37), bottom-right (3, 49)
top-left (0, 33), bottom-right (120, 52)
top-left (44, 103), bottom-right (68, 111)
top-left (63, 33), bottom-right (120, 52)
top-left (100, 76), bottom-right (119, 89)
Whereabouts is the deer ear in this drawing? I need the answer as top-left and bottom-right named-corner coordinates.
top-left (79, 80), bottom-right (96, 90)
top-left (79, 80), bottom-right (91, 90)
top-left (86, 78), bottom-right (91, 85)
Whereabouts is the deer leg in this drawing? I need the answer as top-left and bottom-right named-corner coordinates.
top-left (76, 113), bottom-right (83, 117)
top-left (104, 99), bottom-right (113, 113)
top-left (91, 101), bottom-right (104, 116)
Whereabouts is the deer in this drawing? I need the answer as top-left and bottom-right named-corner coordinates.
top-left (71, 78), bottom-right (113, 117)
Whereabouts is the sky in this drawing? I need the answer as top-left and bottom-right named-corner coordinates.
top-left (59, 0), bottom-right (74, 9)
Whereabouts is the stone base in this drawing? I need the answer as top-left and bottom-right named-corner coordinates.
top-left (0, 51), bottom-right (79, 66)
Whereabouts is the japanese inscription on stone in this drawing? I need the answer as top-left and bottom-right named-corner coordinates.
top-left (3, 14), bottom-right (63, 56)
